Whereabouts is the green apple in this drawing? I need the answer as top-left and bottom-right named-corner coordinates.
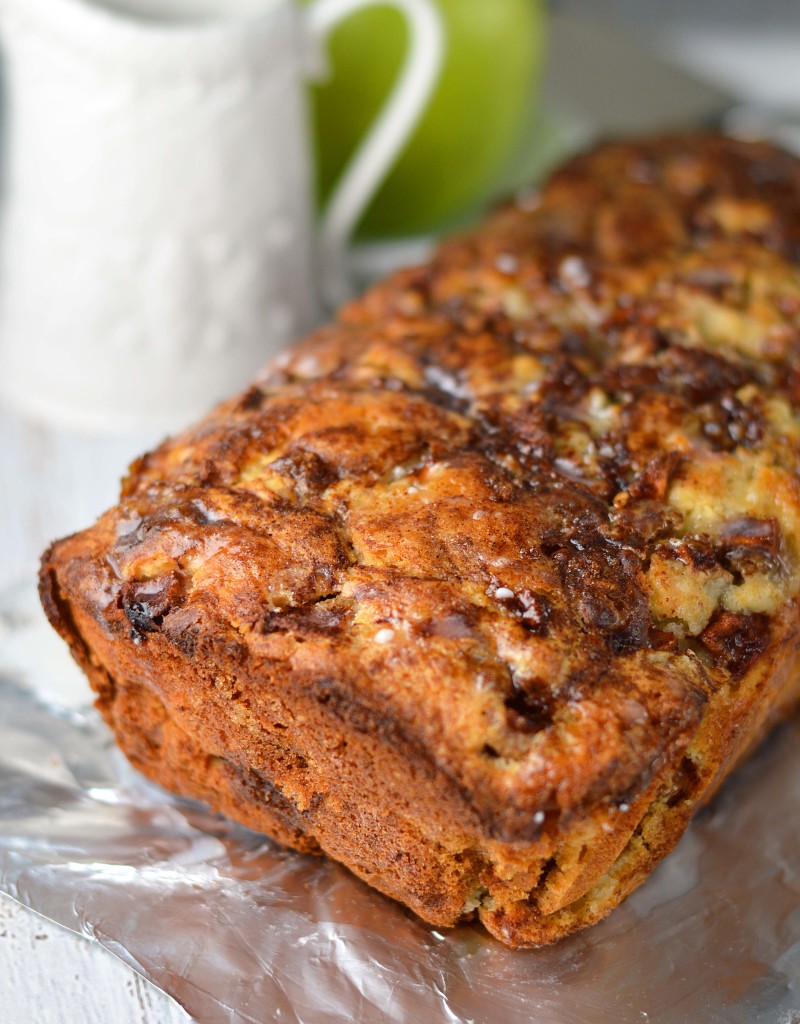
top-left (303, 0), bottom-right (546, 239)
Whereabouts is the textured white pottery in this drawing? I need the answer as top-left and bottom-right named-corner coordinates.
top-left (0, 0), bottom-right (442, 431)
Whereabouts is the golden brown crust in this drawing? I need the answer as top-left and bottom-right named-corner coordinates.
top-left (41, 133), bottom-right (800, 946)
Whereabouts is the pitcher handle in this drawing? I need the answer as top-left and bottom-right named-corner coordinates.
top-left (304, 0), bottom-right (444, 308)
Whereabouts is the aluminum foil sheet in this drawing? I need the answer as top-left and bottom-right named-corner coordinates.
top-left (1, 580), bottom-right (799, 1024)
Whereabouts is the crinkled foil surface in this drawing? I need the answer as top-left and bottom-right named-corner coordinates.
top-left (1, 581), bottom-right (799, 1024)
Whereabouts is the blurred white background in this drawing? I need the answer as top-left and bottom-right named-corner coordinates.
top-left (559, 0), bottom-right (800, 106)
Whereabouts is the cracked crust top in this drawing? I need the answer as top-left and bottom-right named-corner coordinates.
top-left (40, 135), bottom-right (800, 945)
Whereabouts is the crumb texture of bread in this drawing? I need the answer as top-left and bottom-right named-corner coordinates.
top-left (41, 134), bottom-right (800, 947)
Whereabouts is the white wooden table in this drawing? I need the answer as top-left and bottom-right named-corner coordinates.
top-left (3, 16), bottom-right (800, 1024)
top-left (0, 900), bottom-right (190, 1024)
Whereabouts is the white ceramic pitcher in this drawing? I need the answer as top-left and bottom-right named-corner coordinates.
top-left (0, 0), bottom-right (442, 431)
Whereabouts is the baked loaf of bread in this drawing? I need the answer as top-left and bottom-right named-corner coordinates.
top-left (41, 134), bottom-right (800, 947)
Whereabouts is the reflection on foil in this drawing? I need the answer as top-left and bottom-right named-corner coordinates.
top-left (0, 582), bottom-right (799, 1024)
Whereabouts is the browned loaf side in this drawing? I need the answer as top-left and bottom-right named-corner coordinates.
top-left (41, 134), bottom-right (800, 947)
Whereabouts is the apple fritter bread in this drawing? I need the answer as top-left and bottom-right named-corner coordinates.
top-left (41, 134), bottom-right (800, 946)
